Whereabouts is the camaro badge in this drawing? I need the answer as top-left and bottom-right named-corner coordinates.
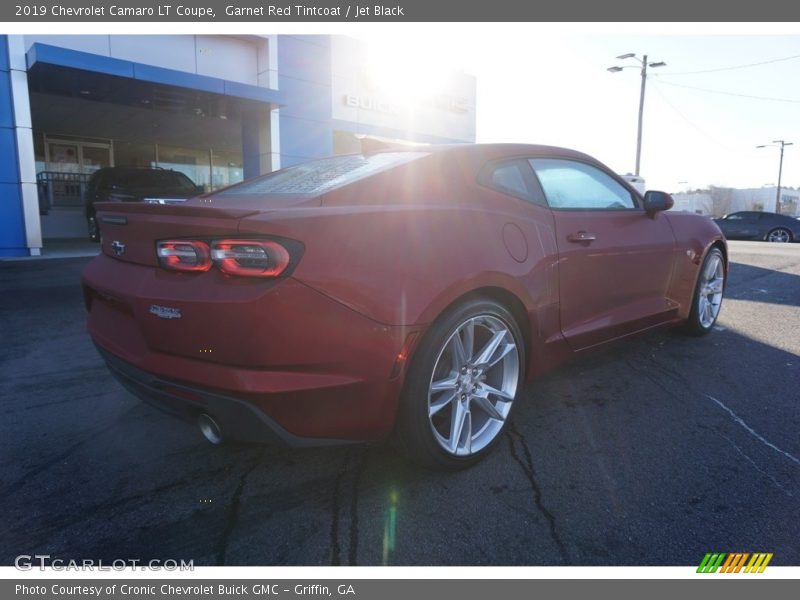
top-left (149, 305), bottom-right (182, 320)
top-left (110, 240), bottom-right (126, 256)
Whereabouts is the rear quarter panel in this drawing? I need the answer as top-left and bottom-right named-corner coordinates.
top-left (237, 156), bottom-right (560, 329)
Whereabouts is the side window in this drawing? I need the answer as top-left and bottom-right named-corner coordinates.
top-left (529, 158), bottom-right (637, 210)
top-left (491, 162), bottom-right (528, 197)
top-left (730, 212), bottom-right (758, 222)
top-left (478, 159), bottom-right (545, 205)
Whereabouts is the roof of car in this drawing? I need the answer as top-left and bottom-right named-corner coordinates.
top-left (370, 142), bottom-right (603, 167)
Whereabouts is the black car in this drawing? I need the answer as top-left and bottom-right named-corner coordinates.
top-left (713, 211), bottom-right (800, 243)
top-left (85, 167), bottom-right (202, 241)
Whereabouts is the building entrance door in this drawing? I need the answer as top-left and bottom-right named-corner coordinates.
top-left (42, 138), bottom-right (112, 208)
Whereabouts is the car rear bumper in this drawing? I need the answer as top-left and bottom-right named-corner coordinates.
top-left (83, 254), bottom-right (418, 444)
top-left (96, 344), bottom-right (352, 447)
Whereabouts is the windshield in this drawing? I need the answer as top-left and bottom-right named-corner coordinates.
top-left (215, 152), bottom-right (430, 198)
top-left (107, 170), bottom-right (197, 194)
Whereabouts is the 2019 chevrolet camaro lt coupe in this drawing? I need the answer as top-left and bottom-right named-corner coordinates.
top-left (82, 144), bottom-right (727, 467)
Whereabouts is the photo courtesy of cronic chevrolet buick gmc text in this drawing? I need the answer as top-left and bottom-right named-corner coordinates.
top-left (81, 144), bottom-right (727, 468)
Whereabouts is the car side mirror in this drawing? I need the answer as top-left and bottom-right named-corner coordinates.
top-left (643, 190), bottom-right (674, 215)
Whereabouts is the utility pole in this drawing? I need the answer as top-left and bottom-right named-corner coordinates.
top-left (757, 140), bottom-right (793, 214)
top-left (635, 56), bottom-right (648, 177)
top-left (608, 54), bottom-right (666, 177)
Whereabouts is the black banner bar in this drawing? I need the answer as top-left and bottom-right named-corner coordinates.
top-left (4, 0), bottom-right (800, 22)
top-left (4, 579), bottom-right (798, 600)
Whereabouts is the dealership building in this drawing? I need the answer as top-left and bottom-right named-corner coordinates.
top-left (0, 34), bottom-right (476, 256)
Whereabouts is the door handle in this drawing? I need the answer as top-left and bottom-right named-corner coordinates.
top-left (567, 231), bottom-right (597, 243)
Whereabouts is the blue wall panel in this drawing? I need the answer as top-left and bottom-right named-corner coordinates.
top-left (133, 63), bottom-right (225, 95)
top-left (223, 80), bottom-right (282, 104)
top-left (277, 36), bottom-right (332, 84)
top-left (277, 76), bottom-right (331, 121)
top-left (241, 110), bottom-right (261, 180)
top-left (277, 35), bottom-right (333, 166)
top-left (0, 127), bottom-right (19, 183)
top-left (28, 43), bottom-right (285, 106)
top-left (0, 73), bottom-right (13, 128)
top-left (279, 116), bottom-right (332, 161)
top-left (27, 43), bottom-right (135, 79)
top-left (330, 118), bottom-right (465, 145)
top-left (0, 183), bottom-right (26, 251)
top-left (0, 35), bottom-right (9, 71)
top-left (1, 36), bottom-right (28, 255)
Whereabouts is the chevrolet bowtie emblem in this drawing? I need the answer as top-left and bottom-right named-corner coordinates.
top-left (110, 240), bottom-right (126, 256)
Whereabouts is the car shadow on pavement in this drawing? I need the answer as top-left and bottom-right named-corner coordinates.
top-left (725, 262), bottom-right (800, 307)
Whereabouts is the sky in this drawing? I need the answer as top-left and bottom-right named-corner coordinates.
top-left (6, 22), bottom-right (800, 193)
top-left (356, 26), bottom-right (800, 193)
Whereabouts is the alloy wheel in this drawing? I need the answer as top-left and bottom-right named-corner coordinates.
top-left (767, 228), bottom-right (791, 243)
top-left (697, 253), bottom-right (725, 329)
top-left (427, 314), bottom-right (519, 456)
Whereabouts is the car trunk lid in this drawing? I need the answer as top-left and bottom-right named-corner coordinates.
top-left (95, 195), bottom-right (320, 267)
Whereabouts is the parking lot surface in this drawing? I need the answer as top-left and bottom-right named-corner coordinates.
top-left (1, 241), bottom-right (798, 566)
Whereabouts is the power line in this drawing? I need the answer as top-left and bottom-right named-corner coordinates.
top-left (654, 80), bottom-right (800, 103)
top-left (657, 53), bottom-right (800, 76)
top-left (649, 82), bottom-right (739, 152)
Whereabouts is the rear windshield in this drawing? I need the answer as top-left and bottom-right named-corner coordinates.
top-left (215, 152), bottom-right (430, 198)
top-left (101, 169), bottom-right (197, 194)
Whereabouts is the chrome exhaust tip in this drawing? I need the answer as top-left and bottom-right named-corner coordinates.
top-left (197, 413), bottom-right (223, 445)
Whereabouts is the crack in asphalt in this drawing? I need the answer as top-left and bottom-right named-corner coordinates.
top-left (215, 455), bottom-right (262, 566)
top-left (1, 464), bottom-right (233, 546)
top-left (626, 354), bottom-right (800, 478)
top-left (624, 355), bottom-right (693, 403)
top-left (329, 453), bottom-right (349, 566)
top-left (1, 407), bottom-right (136, 495)
top-left (505, 420), bottom-right (570, 564)
top-left (347, 447), bottom-right (367, 567)
top-left (329, 447), bottom-right (368, 566)
top-left (705, 393), bottom-right (800, 468)
top-left (710, 428), bottom-right (794, 498)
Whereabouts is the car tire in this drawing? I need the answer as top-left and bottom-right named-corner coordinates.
top-left (88, 214), bottom-right (100, 243)
top-left (683, 247), bottom-right (725, 336)
top-left (396, 297), bottom-right (525, 469)
top-left (765, 228), bottom-right (792, 243)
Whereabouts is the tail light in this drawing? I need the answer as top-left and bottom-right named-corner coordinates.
top-left (157, 240), bottom-right (212, 272)
top-left (210, 240), bottom-right (290, 277)
top-left (156, 238), bottom-right (293, 277)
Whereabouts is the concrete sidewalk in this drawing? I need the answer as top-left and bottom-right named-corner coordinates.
top-left (1, 238), bottom-right (100, 261)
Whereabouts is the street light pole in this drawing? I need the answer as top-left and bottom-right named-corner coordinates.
top-left (608, 54), bottom-right (666, 177)
top-left (635, 55), bottom-right (648, 177)
top-left (757, 140), bottom-right (793, 214)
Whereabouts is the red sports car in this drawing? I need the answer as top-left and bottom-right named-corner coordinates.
top-left (82, 144), bottom-right (727, 467)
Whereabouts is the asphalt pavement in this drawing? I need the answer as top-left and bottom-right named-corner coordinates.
top-left (1, 240), bottom-right (798, 566)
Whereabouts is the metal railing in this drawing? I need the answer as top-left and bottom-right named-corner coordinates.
top-left (37, 171), bottom-right (92, 213)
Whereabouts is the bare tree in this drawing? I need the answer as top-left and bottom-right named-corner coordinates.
top-left (709, 186), bottom-right (734, 218)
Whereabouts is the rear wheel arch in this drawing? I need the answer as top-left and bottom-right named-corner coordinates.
top-left (396, 291), bottom-right (529, 467)
top-left (414, 286), bottom-right (532, 378)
